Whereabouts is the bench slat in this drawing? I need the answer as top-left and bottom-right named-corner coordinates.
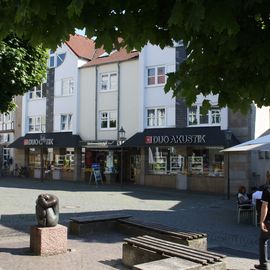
top-left (125, 238), bottom-right (210, 265)
top-left (129, 237), bottom-right (215, 263)
top-left (119, 218), bottom-right (206, 240)
top-left (137, 236), bottom-right (223, 262)
top-left (70, 214), bottom-right (131, 224)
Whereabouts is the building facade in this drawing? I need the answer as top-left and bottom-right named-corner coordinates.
top-left (79, 48), bottom-right (140, 183)
top-left (10, 35), bottom-right (97, 180)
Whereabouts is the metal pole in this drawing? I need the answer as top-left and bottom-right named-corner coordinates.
top-left (227, 152), bottom-right (230, 199)
top-left (120, 147), bottom-right (124, 185)
top-left (41, 146), bottom-right (44, 182)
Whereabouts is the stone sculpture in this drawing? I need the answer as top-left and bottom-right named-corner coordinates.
top-left (35, 194), bottom-right (59, 227)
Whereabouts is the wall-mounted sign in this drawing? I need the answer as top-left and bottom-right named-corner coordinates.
top-left (24, 134), bottom-right (54, 146)
top-left (145, 135), bottom-right (206, 145)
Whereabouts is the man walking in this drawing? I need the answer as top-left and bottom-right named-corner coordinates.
top-left (255, 185), bottom-right (270, 270)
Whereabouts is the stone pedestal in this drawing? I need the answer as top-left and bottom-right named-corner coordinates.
top-left (30, 224), bottom-right (67, 256)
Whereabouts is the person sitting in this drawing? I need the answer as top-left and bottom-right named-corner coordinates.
top-left (252, 186), bottom-right (264, 206)
top-left (238, 185), bottom-right (252, 205)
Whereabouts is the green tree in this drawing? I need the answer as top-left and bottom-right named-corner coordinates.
top-left (0, 35), bottom-right (47, 112)
top-left (0, 0), bottom-right (270, 111)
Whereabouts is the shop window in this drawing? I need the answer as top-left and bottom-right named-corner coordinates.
top-left (146, 146), bottom-right (224, 177)
top-left (61, 78), bottom-right (74, 96)
top-left (170, 155), bottom-right (185, 173)
top-left (60, 114), bottom-right (72, 131)
top-left (100, 72), bottom-right (117, 91)
top-left (100, 111), bottom-right (117, 129)
top-left (188, 105), bottom-right (221, 126)
top-left (147, 108), bottom-right (166, 127)
top-left (147, 66), bottom-right (166, 86)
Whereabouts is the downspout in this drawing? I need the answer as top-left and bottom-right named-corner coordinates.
top-left (117, 62), bottom-right (120, 140)
top-left (95, 66), bottom-right (98, 141)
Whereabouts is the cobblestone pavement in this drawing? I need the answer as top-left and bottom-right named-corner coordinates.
top-left (0, 177), bottom-right (261, 270)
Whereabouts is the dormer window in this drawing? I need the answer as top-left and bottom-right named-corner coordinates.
top-left (49, 50), bottom-right (66, 68)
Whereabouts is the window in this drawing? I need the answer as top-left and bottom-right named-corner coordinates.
top-left (28, 116), bottom-right (46, 132)
top-left (62, 78), bottom-right (74, 96)
top-left (49, 50), bottom-right (66, 68)
top-left (188, 106), bottom-right (197, 125)
top-left (100, 73), bottom-right (117, 91)
top-left (29, 84), bottom-right (43, 99)
top-left (100, 111), bottom-right (117, 129)
top-left (188, 105), bottom-right (221, 126)
top-left (3, 148), bottom-right (11, 166)
top-left (147, 66), bottom-right (166, 86)
top-left (147, 108), bottom-right (166, 127)
top-left (60, 114), bottom-right (72, 131)
top-left (211, 106), bottom-right (221, 124)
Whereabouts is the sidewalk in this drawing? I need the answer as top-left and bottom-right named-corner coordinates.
top-left (0, 177), bottom-right (260, 270)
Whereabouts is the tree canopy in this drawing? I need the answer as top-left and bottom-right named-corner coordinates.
top-left (1, 0), bottom-right (270, 112)
top-left (0, 35), bottom-right (47, 112)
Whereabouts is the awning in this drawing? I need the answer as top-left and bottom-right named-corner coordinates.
top-left (122, 127), bottom-right (239, 148)
top-left (8, 132), bottom-right (82, 148)
top-left (222, 133), bottom-right (270, 152)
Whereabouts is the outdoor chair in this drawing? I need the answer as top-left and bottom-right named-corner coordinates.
top-left (237, 198), bottom-right (255, 224)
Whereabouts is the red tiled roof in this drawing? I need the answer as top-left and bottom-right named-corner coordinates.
top-left (65, 34), bottom-right (96, 60)
top-left (81, 47), bottom-right (139, 68)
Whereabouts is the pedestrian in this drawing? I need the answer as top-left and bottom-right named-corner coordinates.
top-left (255, 183), bottom-right (270, 270)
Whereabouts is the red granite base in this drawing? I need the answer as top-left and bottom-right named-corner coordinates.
top-left (30, 224), bottom-right (67, 256)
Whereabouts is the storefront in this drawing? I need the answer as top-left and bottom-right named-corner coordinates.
top-left (81, 140), bottom-right (124, 184)
top-left (122, 127), bottom-right (238, 194)
top-left (8, 132), bottom-right (82, 181)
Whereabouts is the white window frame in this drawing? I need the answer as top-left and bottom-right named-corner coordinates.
top-left (28, 116), bottom-right (46, 132)
top-left (61, 78), bottom-right (74, 96)
top-left (48, 50), bottom-right (66, 68)
top-left (100, 111), bottom-right (117, 130)
top-left (146, 108), bottom-right (166, 127)
top-left (29, 84), bottom-right (43, 99)
top-left (100, 72), bottom-right (118, 92)
top-left (147, 66), bottom-right (166, 86)
top-left (188, 105), bottom-right (221, 126)
top-left (60, 114), bottom-right (72, 131)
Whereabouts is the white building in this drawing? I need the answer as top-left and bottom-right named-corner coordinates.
top-left (10, 35), bottom-right (97, 180)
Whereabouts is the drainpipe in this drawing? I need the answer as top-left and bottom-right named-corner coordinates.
top-left (95, 66), bottom-right (98, 141)
top-left (117, 62), bottom-right (120, 140)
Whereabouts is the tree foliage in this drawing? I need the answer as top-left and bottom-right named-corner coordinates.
top-left (0, 35), bottom-right (47, 112)
top-left (1, 0), bottom-right (270, 112)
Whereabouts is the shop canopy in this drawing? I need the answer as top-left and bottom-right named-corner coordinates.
top-left (122, 127), bottom-right (239, 148)
top-left (8, 132), bottom-right (82, 148)
top-left (222, 133), bottom-right (270, 152)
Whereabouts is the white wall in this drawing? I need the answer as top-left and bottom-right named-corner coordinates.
top-left (254, 106), bottom-right (270, 138)
top-left (119, 59), bottom-right (140, 139)
top-left (79, 59), bottom-right (140, 141)
top-left (53, 44), bottom-right (80, 133)
top-left (79, 66), bottom-right (96, 140)
top-left (140, 44), bottom-right (176, 129)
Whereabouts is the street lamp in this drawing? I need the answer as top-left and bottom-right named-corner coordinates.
top-left (225, 130), bottom-right (232, 199)
top-left (118, 126), bottom-right (126, 145)
top-left (118, 126), bottom-right (126, 185)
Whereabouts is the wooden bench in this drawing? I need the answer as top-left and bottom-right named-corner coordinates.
top-left (69, 213), bottom-right (131, 235)
top-left (117, 218), bottom-right (207, 250)
top-left (122, 235), bottom-right (226, 270)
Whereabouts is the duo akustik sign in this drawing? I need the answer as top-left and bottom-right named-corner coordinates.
top-left (145, 135), bottom-right (206, 145)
